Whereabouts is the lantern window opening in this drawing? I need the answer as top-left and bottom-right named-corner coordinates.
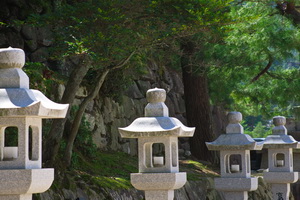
top-left (228, 154), bottom-right (242, 173)
top-left (2, 126), bottom-right (19, 161)
top-left (275, 153), bottom-right (285, 167)
top-left (152, 143), bottom-right (165, 168)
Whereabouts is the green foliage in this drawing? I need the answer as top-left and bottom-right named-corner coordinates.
top-left (244, 121), bottom-right (273, 138)
top-left (24, 62), bottom-right (64, 98)
top-left (74, 150), bottom-right (138, 181)
top-left (73, 116), bottom-right (97, 157)
top-left (67, 109), bottom-right (96, 164)
top-left (101, 67), bottom-right (134, 103)
top-left (208, 1), bottom-right (300, 117)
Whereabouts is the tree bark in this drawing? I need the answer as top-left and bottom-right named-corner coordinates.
top-left (63, 51), bottom-right (135, 167)
top-left (64, 69), bottom-right (110, 166)
top-left (180, 41), bottom-right (216, 162)
top-left (43, 54), bottom-right (91, 166)
top-left (277, 1), bottom-right (300, 24)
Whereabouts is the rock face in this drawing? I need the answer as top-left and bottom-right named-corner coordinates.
top-left (92, 66), bottom-right (188, 156)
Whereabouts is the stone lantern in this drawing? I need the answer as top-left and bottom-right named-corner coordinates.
top-left (118, 88), bottom-right (195, 200)
top-left (0, 47), bottom-right (69, 199)
top-left (263, 116), bottom-right (299, 200)
top-left (206, 112), bottom-right (263, 200)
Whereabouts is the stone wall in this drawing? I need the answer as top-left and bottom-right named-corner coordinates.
top-left (65, 63), bottom-right (189, 156)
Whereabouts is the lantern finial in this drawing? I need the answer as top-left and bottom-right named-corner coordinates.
top-left (145, 88), bottom-right (168, 117)
top-left (272, 116), bottom-right (287, 135)
top-left (0, 47), bottom-right (28, 89)
top-left (226, 111), bottom-right (243, 134)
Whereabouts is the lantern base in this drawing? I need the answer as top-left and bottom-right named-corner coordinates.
top-left (222, 191), bottom-right (248, 200)
top-left (131, 172), bottom-right (186, 191)
top-left (0, 168), bottom-right (54, 195)
top-left (270, 183), bottom-right (290, 200)
top-left (215, 177), bottom-right (258, 192)
top-left (0, 194), bottom-right (31, 200)
top-left (145, 190), bottom-right (174, 200)
top-left (264, 171), bottom-right (298, 184)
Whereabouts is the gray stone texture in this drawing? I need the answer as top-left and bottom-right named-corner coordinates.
top-left (0, 47), bottom-right (68, 199)
top-left (119, 88), bottom-right (195, 199)
top-left (263, 116), bottom-right (300, 200)
top-left (206, 112), bottom-right (261, 200)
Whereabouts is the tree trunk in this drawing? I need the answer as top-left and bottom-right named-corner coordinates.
top-left (63, 51), bottom-right (135, 166)
top-left (277, 1), bottom-right (300, 24)
top-left (43, 54), bottom-right (90, 166)
top-left (180, 41), bottom-right (216, 162)
top-left (64, 69), bottom-right (110, 166)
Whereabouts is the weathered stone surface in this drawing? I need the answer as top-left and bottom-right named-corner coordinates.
top-left (0, 3), bottom-right (10, 20)
top-left (119, 88), bottom-right (195, 199)
top-left (0, 33), bottom-right (8, 47)
top-left (133, 99), bottom-right (146, 118)
top-left (136, 80), bottom-right (151, 96)
top-left (57, 84), bottom-right (65, 101)
top-left (126, 81), bottom-right (144, 99)
top-left (76, 86), bottom-right (88, 98)
top-left (141, 65), bottom-right (157, 82)
top-left (169, 69), bottom-right (184, 95)
top-left (7, 32), bottom-right (24, 49)
top-left (24, 39), bottom-right (38, 51)
top-left (110, 118), bottom-right (127, 151)
top-left (263, 116), bottom-right (300, 200)
top-left (30, 47), bottom-right (49, 62)
top-left (121, 96), bottom-right (135, 119)
top-left (0, 47), bottom-right (68, 199)
top-left (84, 113), bottom-right (95, 131)
top-left (21, 25), bottom-right (36, 40)
top-left (92, 113), bottom-right (108, 149)
top-left (36, 27), bottom-right (53, 46)
top-left (0, 47), bottom-right (25, 69)
top-left (206, 112), bottom-right (262, 200)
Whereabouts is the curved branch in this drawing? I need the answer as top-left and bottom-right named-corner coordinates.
top-left (63, 50), bottom-right (136, 166)
top-left (251, 58), bottom-right (273, 83)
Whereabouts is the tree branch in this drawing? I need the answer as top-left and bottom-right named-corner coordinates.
top-left (109, 50), bottom-right (136, 70)
top-left (63, 50), bottom-right (136, 166)
top-left (251, 58), bottom-right (273, 83)
top-left (277, 1), bottom-right (300, 24)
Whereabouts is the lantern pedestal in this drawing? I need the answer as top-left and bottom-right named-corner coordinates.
top-left (215, 177), bottom-right (258, 192)
top-left (131, 172), bottom-right (186, 200)
top-left (0, 168), bottom-right (54, 199)
top-left (0, 194), bottom-right (31, 200)
top-left (264, 172), bottom-right (298, 183)
top-left (264, 171), bottom-right (298, 200)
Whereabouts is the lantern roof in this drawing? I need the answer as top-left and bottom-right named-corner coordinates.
top-left (119, 88), bottom-right (195, 138)
top-left (206, 112), bottom-right (263, 150)
top-left (0, 47), bottom-right (68, 118)
top-left (263, 116), bottom-right (300, 149)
